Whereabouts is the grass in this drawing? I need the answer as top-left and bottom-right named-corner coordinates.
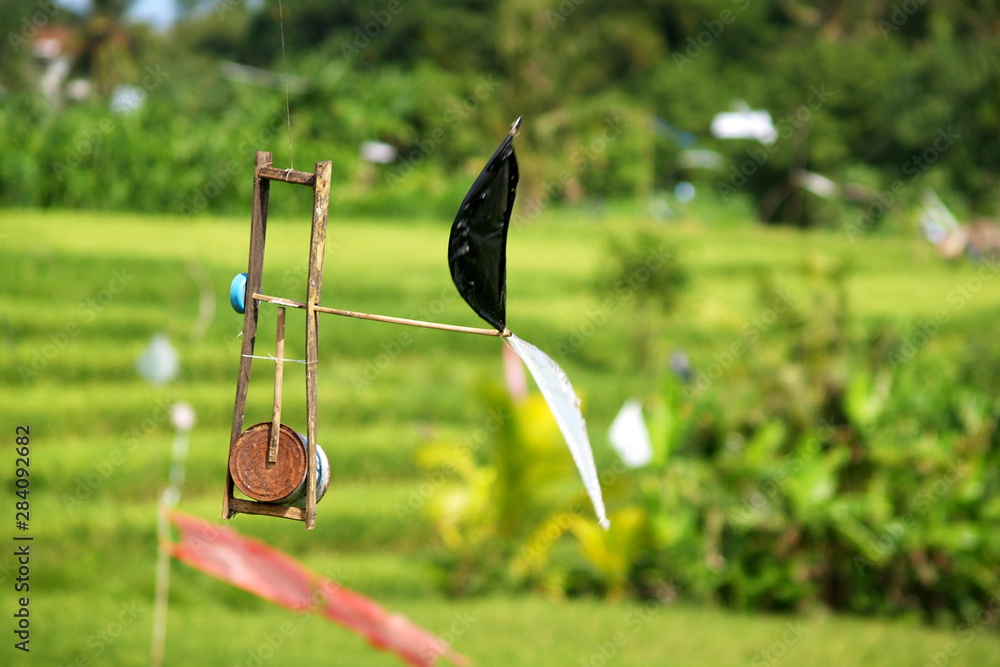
top-left (3, 206), bottom-right (1000, 666)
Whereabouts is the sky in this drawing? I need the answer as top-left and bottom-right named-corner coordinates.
top-left (127, 0), bottom-right (181, 27)
top-left (56, 0), bottom-right (182, 29)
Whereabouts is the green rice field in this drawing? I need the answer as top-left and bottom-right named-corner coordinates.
top-left (3, 208), bottom-right (1000, 666)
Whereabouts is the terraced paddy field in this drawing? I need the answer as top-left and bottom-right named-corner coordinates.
top-left (3, 208), bottom-right (999, 665)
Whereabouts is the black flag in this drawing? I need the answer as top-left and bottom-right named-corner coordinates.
top-left (448, 118), bottom-right (521, 332)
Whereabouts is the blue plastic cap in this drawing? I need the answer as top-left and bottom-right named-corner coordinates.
top-left (230, 273), bottom-right (248, 314)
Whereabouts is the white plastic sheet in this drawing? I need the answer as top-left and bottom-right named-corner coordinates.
top-left (609, 399), bottom-right (653, 468)
top-left (505, 334), bottom-right (610, 530)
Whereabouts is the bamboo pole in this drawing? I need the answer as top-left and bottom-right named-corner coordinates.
top-left (251, 293), bottom-right (510, 337)
top-left (304, 161), bottom-right (332, 531)
top-left (225, 150), bottom-right (272, 520)
top-left (268, 307), bottom-right (286, 465)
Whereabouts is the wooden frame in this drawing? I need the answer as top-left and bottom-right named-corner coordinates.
top-left (223, 151), bottom-right (331, 530)
top-left (222, 151), bottom-right (509, 531)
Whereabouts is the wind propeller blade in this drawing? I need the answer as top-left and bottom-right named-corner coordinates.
top-left (505, 334), bottom-right (610, 530)
top-left (447, 119), bottom-right (609, 529)
top-left (448, 118), bottom-right (521, 332)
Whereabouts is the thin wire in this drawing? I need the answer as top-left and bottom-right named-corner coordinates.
top-left (242, 353), bottom-right (316, 365)
top-left (278, 0), bottom-right (294, 170)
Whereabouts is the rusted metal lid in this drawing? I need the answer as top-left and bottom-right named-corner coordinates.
top-left (229, 422), bottom-right (306, 502)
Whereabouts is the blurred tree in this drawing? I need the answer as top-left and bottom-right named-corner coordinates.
top-left (2, 0), bottom-right (999, 219)
top-left (74, 0), bottom-right (142, 96)
top-left (0, 0), bottom-right (76, 92)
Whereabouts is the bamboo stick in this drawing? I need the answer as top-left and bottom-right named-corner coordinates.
top-left (268, 307), bottom-right (286, 465)
top-left (251, 292), bottom-right (510, 337)
top-left (304, 160), bottom-right (332, 531)
top-left (225, 150), bottom-right (272, 520)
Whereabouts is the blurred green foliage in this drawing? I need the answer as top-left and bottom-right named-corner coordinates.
top-left (592, 229), bottom-right (687, 368)
top-left (418, 389), bottom-right (585, 595)
top-left (425, 260), bottom-right (1000, 626)
top-left (637, 264), bottom-right (1000, 622)
top-left (2, 0), bottom-right (998, 224)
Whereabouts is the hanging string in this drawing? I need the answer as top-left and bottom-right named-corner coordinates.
top-left (278, 0), bottom-right (294, 170)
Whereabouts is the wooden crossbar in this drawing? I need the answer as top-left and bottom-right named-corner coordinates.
top-left (259, 166), bottom-right (316, 186)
